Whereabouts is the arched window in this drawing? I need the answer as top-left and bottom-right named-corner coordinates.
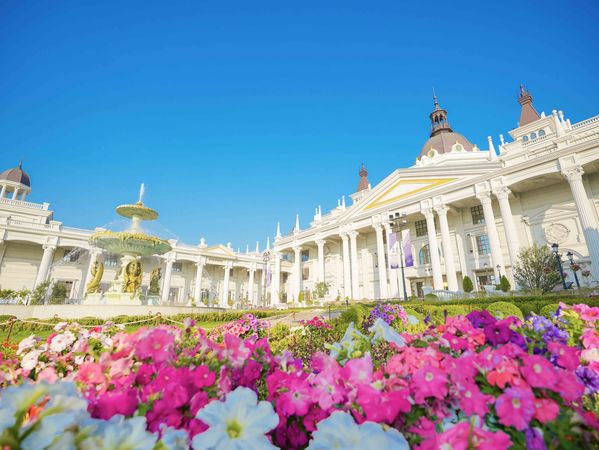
top-left (419, 244), bottom-right (431, 265)
top-left (539, 129), bottom-right (546, 137)
top-left (523, 136), bottom-right (529, 142)
top-left (530, 132), bottom-right (537, 140)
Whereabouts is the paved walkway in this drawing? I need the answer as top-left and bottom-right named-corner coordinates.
top-left (266, 309), bottom-right (329, 327)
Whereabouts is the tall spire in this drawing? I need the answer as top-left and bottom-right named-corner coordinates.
top-left (356, 163), bottom-right (370, 192)
top-left (275, 221), bottom-right (281, 239)
top-left (293, 214), bottom-right (300, 233)
top-left (429, 94), bottom-right (453, 137)
top-left (518, 85), bottom-right (540, 127)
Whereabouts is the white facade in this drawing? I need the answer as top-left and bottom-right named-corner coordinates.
top-left (274, 94), bottom-right (599, 300)
top-left (0, 194), bottom-right (292, 306)
top-left (1, 91), bottom-right (598, 304)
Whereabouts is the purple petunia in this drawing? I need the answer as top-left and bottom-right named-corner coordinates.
top-left (466, 310), bottom-right (496, 329)
top-left (575, 366), bottom-right (599, 394)
top-left (484, 321), bottom-right (511, 346)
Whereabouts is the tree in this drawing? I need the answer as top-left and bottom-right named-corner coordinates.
top-left (49, 283), bottom-right (68, 304)
top-left (499, 275), bottom-right (511, 293)
top-left (29, 281), bottom-right (51, 305)
top-left (513, 244), bottom-right (561, 293)
top-left (313, 281), bottom-right (330, 300)
top-left (462, 276), bottom-right (474, 293)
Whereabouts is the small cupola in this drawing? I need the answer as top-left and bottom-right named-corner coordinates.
top-left (0, 162), bottom-right (32, 201)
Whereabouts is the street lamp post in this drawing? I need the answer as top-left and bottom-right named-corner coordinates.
top-left (389, 212), bottom-right (409, 302)
top-left (566, 251), bottom-right (581, 289)
top-left (262, 250), bottom-right (271, 307)
top-left (551, 243), bottom-right (568, 290)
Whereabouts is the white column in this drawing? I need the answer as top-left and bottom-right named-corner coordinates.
top-left (383, 224), bottom-right (399, 297)
top-left (422, 206), bottom-right (444, 290)
top-left (270, 252), bottom-right (281, 305)
top-left (20, 191), bottom-right (27, 201)
top-left (34, 244), bottom-right (56, 287)
top-left (561, 164), bottom-right (599, 281)
top-left (316, 239), bottom-right (326, 282)
top-left (0, 185), bottom-right (6, 198)
top-left (193, 257), bottom-right (206, 305)
top-left (248, 266), bottom-right (256, 306)
top-left (477, 193), bottom-right (505, 279)
top-left (340, 233), bottom-right (352, 299)
top-left (11, 188), bottom-right (20, 200)
top-left (293, 246), bottom-right (302, 302)
top-left (161, 257), bottom-right (174, 304)
top-left (78, 248), bottom-right (101, 299)
top-left (348, 230), bottom-right (360, 299)
top-left (221, 262), bottom-right (232, 308)
top-left (494, 187), bottom-right (521, 272)
top-left (374, 224), bottom-right (389, 298)
top-left (434, 205), bottom-right (459, 291)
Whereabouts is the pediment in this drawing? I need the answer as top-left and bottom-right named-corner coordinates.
top-left (204, 245), bottom-right (235, 257)
top-left (364, 177), bottom-right (457, 210)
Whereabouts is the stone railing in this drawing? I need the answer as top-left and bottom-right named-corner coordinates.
top-left (571, 115), bottom-right (599, 130)
top-left (5, 218), bottom-right (53, 230)
top-left (0, 197), bottom-right (49, 210)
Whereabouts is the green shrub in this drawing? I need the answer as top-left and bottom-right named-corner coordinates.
top-left (424, 293), bottom-right (438, 300)
top-left (462, 276), bottom-right (474, 293)
top-left (513, 244), bottom-right (561, 293)
top-left (49, 283), bottom-right (68, 305)
top-left (499, 276), bottom-right (511, 293)
top-left (539, 303), bottom-right (560, 318)
top-left (486, 301), bottom-right (524, 320)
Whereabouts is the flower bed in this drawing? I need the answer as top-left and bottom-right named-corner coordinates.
top-left (1, 306), bottom-right (598, 449)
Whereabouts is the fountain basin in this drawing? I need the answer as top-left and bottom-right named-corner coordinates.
top-left (116, 203), bottom-right (158, 221)
top-left (90, 230), bottom-right (172, 257)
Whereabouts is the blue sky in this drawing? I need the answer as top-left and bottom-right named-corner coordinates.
top-left (1, 0), bottom-right (598, 249)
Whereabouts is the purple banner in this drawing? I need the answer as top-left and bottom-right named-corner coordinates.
top-left (388, 232), bottom-right (400, 269)
top-left (402, 229), bottom-right (414, 267)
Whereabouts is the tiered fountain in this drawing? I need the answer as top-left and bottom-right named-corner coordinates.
top-left (83, 184), bottom-right (172, 305)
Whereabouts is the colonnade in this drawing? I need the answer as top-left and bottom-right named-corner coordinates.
top-left (281, 162), bottom-right (599, 299)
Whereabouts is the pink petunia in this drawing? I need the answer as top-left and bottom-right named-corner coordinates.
top-left (520, 354), bottom-right (558, 390)
top-left (457, 382), bottom-right (492, 417)
top-left (135, 329), bottom-right (176, 363)
top-left (533, 398), bottom-right (559, 424)
top-left (495, 387), bottom-right (536, 430)
top-left (547, 341), bottom-right (579, 371)
top-left (356, 384), bottom-right (410, 423)
top-left (412, 364), bottom-right (448, 404)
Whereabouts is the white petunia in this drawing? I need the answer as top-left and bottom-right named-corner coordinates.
top-left (49, 331), bottom-right (75, 352)
top-left (307, 411), bottom-right (409, 450)
top-left (21, 350), bottom-right (42, 371)
top-left (192, 386), bottom-right (278, 450)
top-left (369, 318), bottom-right (406, 347)
top-left (17, 335), bottom-right (38, 355)
top-left (79, 415), bottom-right (157, 450)
top-left (161, 426), bottom-right (190, 450)
top-left (0, 406), bottom-right (16, 435)
top-left (407, 314), bottom-right (419, 325)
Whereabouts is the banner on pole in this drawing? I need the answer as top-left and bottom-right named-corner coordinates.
top-left (388, 232), bottom-right (401, 269)
top-left (402, 229), bottom-right (414, 267)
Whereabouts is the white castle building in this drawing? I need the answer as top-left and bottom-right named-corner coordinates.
top-left (1, 87), bottom-right (598, 305)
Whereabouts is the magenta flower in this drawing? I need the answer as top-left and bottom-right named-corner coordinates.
top-left (276, 375), bottom-right (314, 417)
top-left (457, 382), bottom-right (492, 417)
top-left (533, 398), bottom-right (559, 424)
top-left (520, 354), bottom-right (558, 390)
top-left (356, 384), bottom-right (410, 423)
top-left (412, 364), bottom-right (448, 404)
top-left (484, 320), bottom-right (511, 346)
top-left (135, 329), bottom-right (175, 363)
top-left (495, 387), bottom-right (536, 430)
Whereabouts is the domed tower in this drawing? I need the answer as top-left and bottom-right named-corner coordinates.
top-left (418, 96), bottom-right (475, 162)
top-left (0, 162), bottom-right (31, 201)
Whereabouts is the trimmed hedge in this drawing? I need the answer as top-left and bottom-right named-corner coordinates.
top-left (486, 301), bottom-right (524, 320)
top-left (0, 310), bottom-right (285, 333)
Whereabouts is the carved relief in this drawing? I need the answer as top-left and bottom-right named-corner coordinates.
top-left (543, 223), bottom-right (570, 245)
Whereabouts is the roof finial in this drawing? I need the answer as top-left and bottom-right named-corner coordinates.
top-left (18, 161), bottom-right (22, 170)
top-left (357, 163), bottom-right (370, 192)
top-left (432, 87), bottom-right (438, 109)
top-left (517, 84), bottom-right (540, 126)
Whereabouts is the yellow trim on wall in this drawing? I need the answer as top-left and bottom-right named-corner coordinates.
top-left (365, 178), bottom-right (457, 210)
